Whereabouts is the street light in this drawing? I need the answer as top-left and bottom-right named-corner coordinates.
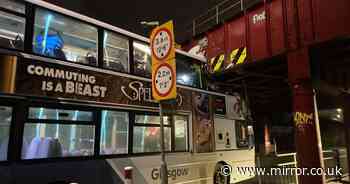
top-left (140, 21), bottom-right (159, 26)
top-left (140, 21), bottom-right (159, 36)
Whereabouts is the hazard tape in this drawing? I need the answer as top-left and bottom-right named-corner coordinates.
top-left (214, 54), bottom-right (225, 72)
top-left (208, 53), bottom-right (225, 73)
top-left (208, 47), bottom-right (247, 73)
top-left (226, 47), bottom-right (247, 69)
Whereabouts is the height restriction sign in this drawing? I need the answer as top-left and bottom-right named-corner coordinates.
top-left (151, 20), bottom-right (176, 101)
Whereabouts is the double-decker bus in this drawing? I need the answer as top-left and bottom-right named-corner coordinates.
top-left (0, 0), bottom-right (255, 183)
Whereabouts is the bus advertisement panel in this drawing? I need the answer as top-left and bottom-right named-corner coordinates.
top-left (13, 57), bottom-right (192, 111)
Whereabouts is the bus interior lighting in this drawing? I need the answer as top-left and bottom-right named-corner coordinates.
top-left (180, 75), bottom-right (190, 83)
top-left (42, 14), bottom-right (53, 54)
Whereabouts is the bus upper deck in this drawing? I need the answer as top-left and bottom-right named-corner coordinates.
top-left (0, 0), bottom-right (212, 91)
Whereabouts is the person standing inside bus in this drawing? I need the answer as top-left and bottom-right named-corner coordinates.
top-left (33, 29), bottom-right (66, 60)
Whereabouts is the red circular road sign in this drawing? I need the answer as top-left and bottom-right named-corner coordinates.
top-left (153, 63), bottom-right (175, 97)
top-left (151, 28), bottom-right (173, 61)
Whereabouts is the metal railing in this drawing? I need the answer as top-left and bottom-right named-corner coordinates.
top-left (257, 149), bottom-right (349, 184)
top-left (275, 152), bottom-right (299, 184)
top-left (191, 0), bottom-right (242, 36)
top-left (188, 0), bottom-right (263, 37)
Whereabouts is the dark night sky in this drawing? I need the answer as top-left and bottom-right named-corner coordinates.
top-left (44, 0), bottom-right (221, 43)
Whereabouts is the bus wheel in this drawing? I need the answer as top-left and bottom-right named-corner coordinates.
top-left (213, 163), bottom-right (230, 184)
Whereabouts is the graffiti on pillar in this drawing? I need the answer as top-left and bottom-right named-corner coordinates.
top-left (252, 11), bottom-right (266, 24)
top-left (294, 112), bottom-right (314, 128)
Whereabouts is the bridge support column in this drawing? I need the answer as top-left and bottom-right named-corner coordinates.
top-left (287, 47), bottom-right (324, 184)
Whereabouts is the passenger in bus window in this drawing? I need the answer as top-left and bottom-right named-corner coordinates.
top-left (134, 50), bottom-right (151, 77)
top-left (111, 61), bottom-right (126, 72)
top-left (33, 30), bottom-right (66, 60)
top-left (86, 48), bottom-right (97, 66)
top-left (104, 50), bottom-right (127, 72)
top-left (135, 59), bottom-right (150, 76)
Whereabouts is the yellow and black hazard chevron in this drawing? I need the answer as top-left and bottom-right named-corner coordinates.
top-left (214, 54), bottom-right (225, 72)
top-left (207, 47), bottom-right (247, 74)
top-left (208, 54), bottom-right (225, 73)
top-left (225, 47), bottom-right (247, 70)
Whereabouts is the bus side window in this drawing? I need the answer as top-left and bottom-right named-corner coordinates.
top-left (133, 41), bottom-right (151, 77)
top-left (100, 110), bottom-right (129, 155)
top-left (22, 107), bottom-right (95, 159)
top-left (0, 10), bottom-right (25, 50)
top-left (32, 8), bottom-right (98, 65)
top-left (103, 31), bottom-right (129, 73)
top-left (176, 54), bottom-right (203, 88)
top-left (133, 114), bottom-right (171, 153)
top-left (0, 0), bottom-right (25, 14)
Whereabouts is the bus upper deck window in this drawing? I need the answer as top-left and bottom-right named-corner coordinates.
top-left (33, 8), bottom-right (98, 66)
top-left (103, 31), bottom-right (129, 73)
top-left (0, 0), bottom-right (25, 14)
top-left (0, 10), bottom-right (25, 50)
top-left (176, 54), bottom-right (203, 88)
top-left (133, 41), bottom-right (151, 77)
